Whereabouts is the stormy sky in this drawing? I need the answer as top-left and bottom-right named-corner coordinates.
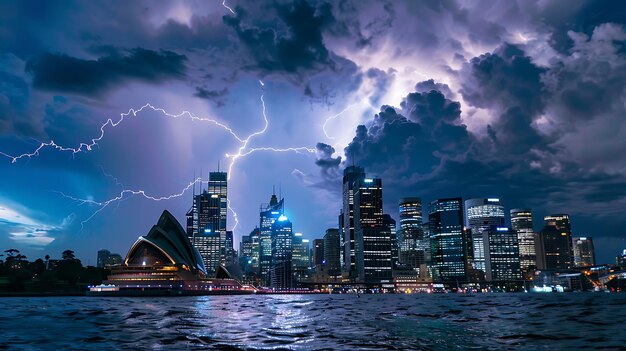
top-left (1, 0), bottom-right (625, 265)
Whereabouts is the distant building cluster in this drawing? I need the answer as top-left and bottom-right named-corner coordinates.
top-left (93, 166), bottom-right (624, 292)
top-left (96, 249), bottom-right (122, 268)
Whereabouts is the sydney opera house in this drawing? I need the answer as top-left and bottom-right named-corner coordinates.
top-left (90, 210), bottom-right (255, 296)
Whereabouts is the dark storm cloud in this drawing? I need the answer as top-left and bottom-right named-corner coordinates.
top-left (315, 142), bottom-right (341, 170)
top-left (460, 44), bottom-right (547, 154)
top-left (26, 48), bottom-right (187, 96)
top-left (414, 79), bottom-right (454, 97)
top-left (338, 84), bottom-right (471, 180)
top-left (223, 0), bottom-right (334, 74)
top-left (194, 86), bottom-right (229, 106)
top-left (316, 81), bottom-right (626, 241)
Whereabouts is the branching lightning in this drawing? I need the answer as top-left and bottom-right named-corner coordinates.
top-left (321, 102), bottom-right (360, 140)
top-left (57, 178), bottom-right (205, 229)
top-left (20, 79), bottom-right (316, 236)
top-left (1, 103), bottom-right (245, 164)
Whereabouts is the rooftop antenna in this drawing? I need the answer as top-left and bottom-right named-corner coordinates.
top-left (273, 185), bottom-right (275, 195)
top-left (217, 159), bottom-right (220, 172)
top-left (279, 183), bottom-right (282, 200)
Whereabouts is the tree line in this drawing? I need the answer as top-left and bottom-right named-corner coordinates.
top-left (0, 249), bottom-right (108, 293)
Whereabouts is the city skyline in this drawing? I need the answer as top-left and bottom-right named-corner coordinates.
top-left (1, 0), bottom-right (626, 266)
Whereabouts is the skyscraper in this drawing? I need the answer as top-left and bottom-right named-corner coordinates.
top-left (383, 214), bottom-right (399, 269)
top-left (482, 226), bottom-right (522, 281)
top-left (354, 178), bottom-right (392, 284)
top-left (97, 249), bottom-right (110, 268)
top-left (312, 239), bottom-right (325, 267)
top-left (259, 192), bottom-right (284, 285)
top-left (465, 198), bottom-right (505, 273)
top-left (398, 198), bottom-right (426, 270)
top-left (186, 170), bottom-right (229, 273)
top-left (292, 233), bottom-right (310, 282)
top-left (573, 237), bottom-right (596, 267)
top-left (270, 214), bottom-right (293, 289)
top-left (510, 208), bottom-right (537, 277)
top-left (249, 227), bottom-right (260, 273)
top-left (239, 233), bottom-right (254, 274)
top-left (324, 228), bottom-right (341, 275)
top-left (429, 198), bottom-right (467, 282)
top-left (342, 165), bottom-right (365, 277)
top-left (539, 214), bottom-right (574, 270)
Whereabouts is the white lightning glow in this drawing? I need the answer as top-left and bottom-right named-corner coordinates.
top-left (221, 0), bottom-right (235, 14)
top-left (58, 177), bottom-right (205, 229)
top-left (321, 102), bottom-right (360, 140)
top-left (42, 79), bottom-right (316, 236)
top-left (0, 103), bottom-right (245, 164)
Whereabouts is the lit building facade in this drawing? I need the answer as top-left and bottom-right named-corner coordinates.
top-left (510, 208), bottom-right (537, 277)
top-left (428, 198), bottom-right (467, 282)
top-left (539, 214), bottom-right (574, 270)
top-left (185, 171), bottom-right (229, 273)
top-left (270, 214), bottom-right (293, 289)
top-left (465, 198), bottom-right (505, 273)
top-left (354, 178), bottom-right (393, 284)
top-left (259, 193), bottom-right (283, 285)
top-left (398, 197), bottom-right (426, 270)
top-left (292, 233), bottom-right (310, 282)
top-left (323, 228), bottom-right (341, 275)
top-left (573, 237), bottom-right (596, 267)
top-left (342, 166), bottom-right (365, 277)
top-left (383, 214), bottom-right (399, 269)
top-left (97, 250), bottom-right (123, 268)
top-left (483, 226), bottom-right (522, 281)
top-left (312, 239), bottom-right (325, 267)
top-left (100, 210), bottom-right (252, 295)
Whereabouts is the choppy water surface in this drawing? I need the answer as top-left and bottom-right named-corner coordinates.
top-left (1, 293), bottom-right (625, 350)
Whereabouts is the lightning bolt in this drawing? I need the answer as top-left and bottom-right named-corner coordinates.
top-left (57, 178), bottom-right (205, 229)
top-left (221, 0), bottom-right (236, 14)
top-left (0, 103), bottom-right (245, 164)
top-left (321, 102), bottom-right (360, 140)
top-left (47, 80), bottom-right (315, 237)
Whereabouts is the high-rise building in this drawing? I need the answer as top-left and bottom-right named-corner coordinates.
top-left (354, 178), bottom-right (393, 284)
top-left (312, 239), bottom-right (325, 267)
top-left (107, 253), bottom-right (122, 267)
top-left (383, 214), bottom-right (399, 269)
top-left (239, 233), bottom-right (254, 273)
top-left (617, 249), bottom-right (626, 267)
top-left (398, 198), bottom-right (426, 270)
top-left (482, 226), bottom-right (522, 281)
top-left (465, 198), bottom-right (505, 273)
top-left (259, 192), bottom-right (283, 284)
top-left (186, 170), bottom-right (229, 273)
top-left (510, 208), bottom-right (537, 277)
top-left (573, 237), bottom-right (596, 267)
top-left (97, 249), bottom-right (111, 268)
top-left (96, 250), bottom-right (121, 268)
top-left (324, 228), bottom-right (341, 275)
top-left (249, 227), bottom-right (260, 273)
top-left (292, 233), bottom-right (310, 282)
top-left (428, 198), bottom-right (467, 282)
top-left (270, 214), bottom-right (293, 289)
top-left (342, 166), bottom-right (365, 276)
top-left (539, 214), bottom-right (574, 270)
